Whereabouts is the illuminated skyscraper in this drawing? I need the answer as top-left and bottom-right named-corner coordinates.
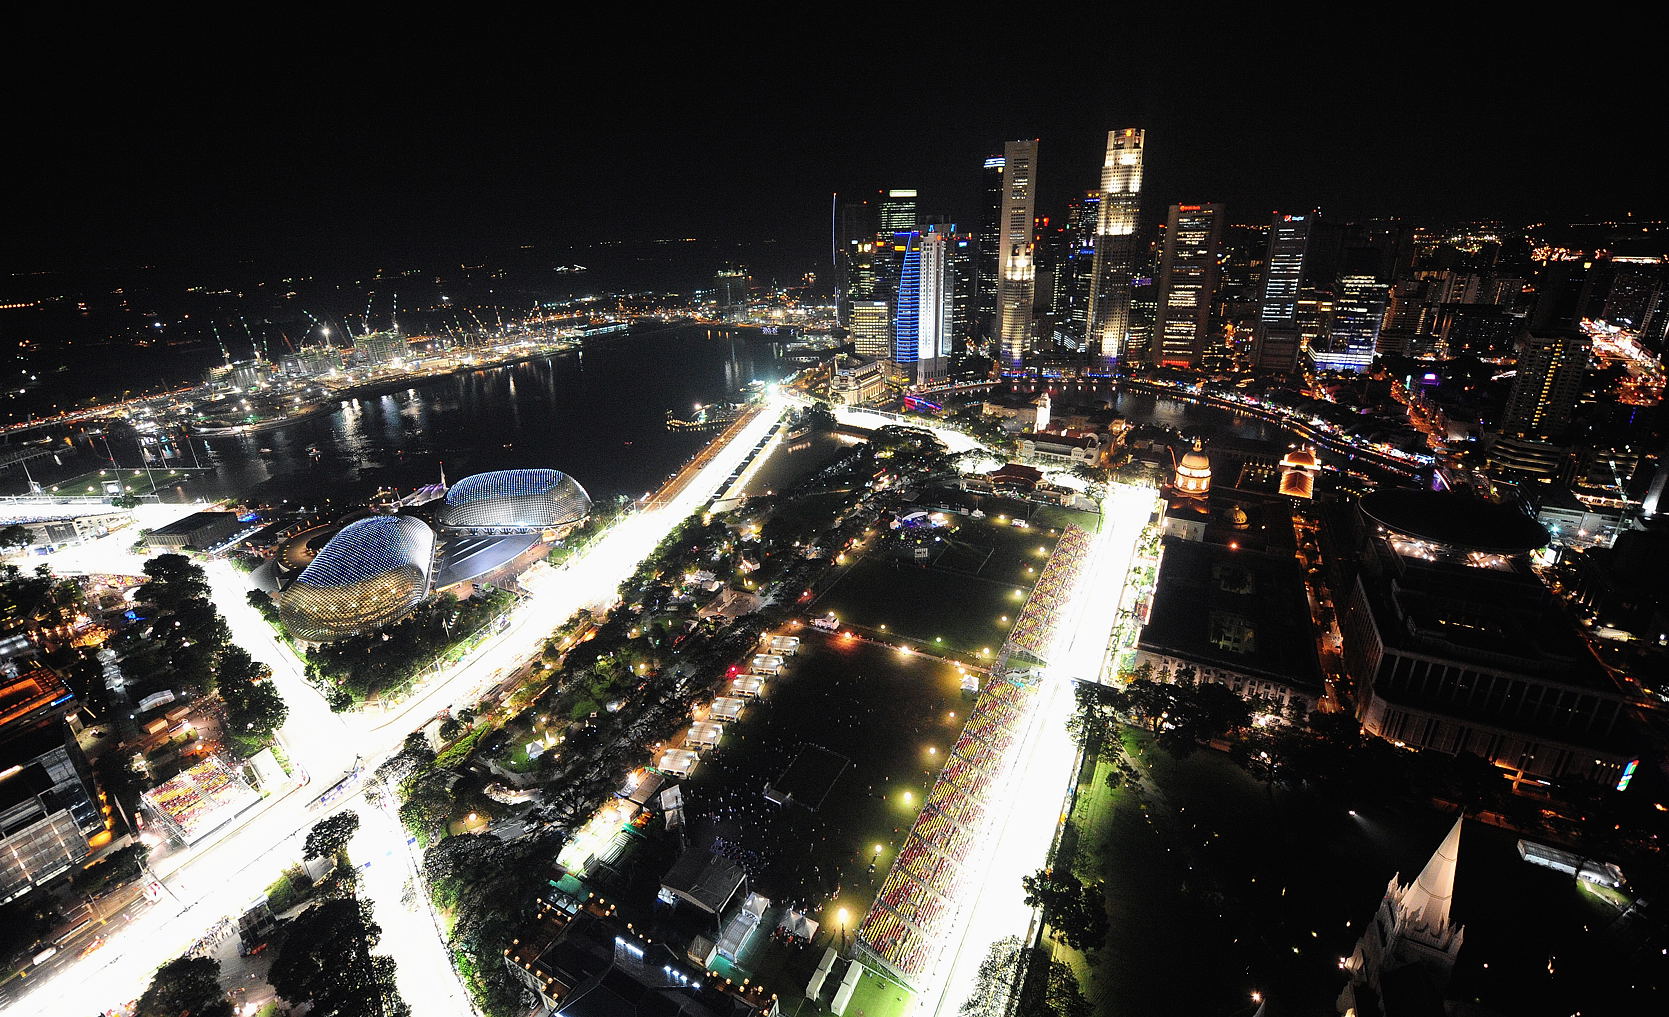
top-left (995, 139), bottom-right (1038, 369)
top-left (948, 228), bottom-right (977, 349)
top-left (877, 189), bottom-right (919, 239)
top-left (1251, 212), bottom-right (1314, 372)
top-left (1312, 274), bottom-right (1388, 372)
top-left (975, 154), bottom-right (1004, 343)
top-left (1058, 191), bottom-right (1102, 348)
top-left (1154, 202), bottom-right (1224, 367)
top-left (1086, 128), bottom-right (1145, 365)
top-left (849, 300), bottom-right (892, 359)
top-left (892, 227), bottom-right (955, 385)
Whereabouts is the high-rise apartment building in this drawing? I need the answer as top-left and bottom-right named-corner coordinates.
top-left (1251, 212), bottom-right (1314, 372)
top-left (1085, 128), bottom-right (1145, 365)
top-left (1153, 202), bottom-right (1224, 367)
top-left (975, 154), bottom-right (1005, 345)
top-left (995, 139), bottom-right (1038, 369)
top-left (1500, 332), bottom-right (1589, 439)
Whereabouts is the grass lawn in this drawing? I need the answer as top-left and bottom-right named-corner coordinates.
top-left (812, 555), bottom-right (1024, 655)
top-left (812, 514), bottom-right (1068, 656)
top-left (1059, 728), bottom-right (1651, 1017)
top-left (842, 965), bottom-right (913, 1017)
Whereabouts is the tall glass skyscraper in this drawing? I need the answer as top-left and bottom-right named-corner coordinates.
top-left (1154, 202), bottom-right (1225, 367)
top-left (892, 228), bottom-right (954, 385)
top-left (1312, 274), bottom-right (1388, 372)
top-left (995, 139), bottom-right (1038, 370)
top-left (1086, 128), bottom-right (1145, 366)
top-left (975, 154), bottom-right (1004, 345)
top-left (1252, 212), bottom-right (1313, 372)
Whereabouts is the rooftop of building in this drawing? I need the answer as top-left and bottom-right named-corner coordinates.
top-left (1163, 486), bottom-right (1297, 554)
top-left (147, 510), bottom-right (241, 537)
top-left (1358, 545), bottom-right (1621, 698)
top-left (660, 849), bottom-right (746, 916)
top-left (1139, 537), bottom-right (1323, 692)
top-left (510, 908), bottom-right (772, 1017)
top-left (0, 666), bottom-right (74, 737)
top-left (1360, 489), bottom-right (1549, 554)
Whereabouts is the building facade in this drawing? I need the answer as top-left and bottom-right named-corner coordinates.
top-left (995, 139), bottom-right (1039, 369)
top-left (1499, 331), bottom-right (1589, 438)
top-left (1153, 203), bottom-right (1225, 367)
top-left (1085, 128), bottom-right (1145, 365)
top-left (1251, 212), bottom-right (1313, 372)
top-left (1312, 274), bottom-right (1388, 372)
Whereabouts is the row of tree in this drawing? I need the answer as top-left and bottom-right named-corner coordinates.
top-left (116, 555), bottom-right (288, 755)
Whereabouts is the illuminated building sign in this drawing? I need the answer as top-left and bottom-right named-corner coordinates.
top-left (1616, 758), bottom-right (1638, 791)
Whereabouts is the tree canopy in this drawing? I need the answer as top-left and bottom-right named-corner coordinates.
top-left (1021, 869), bottom-right (1109, 952)
top-left (305, 810), bottom-right (361, 861)
top-left (270, 897), bottom-right (409, 1017)
top-left (135, 955), bottom-right (233, 1017)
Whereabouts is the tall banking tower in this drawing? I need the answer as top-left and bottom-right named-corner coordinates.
top-left (1085, 128), bottom-right (1145, 366)
top-left (995, 139), bottom-right (1038, 370)
top-left (1154, 202), bottom-right (1225, 367)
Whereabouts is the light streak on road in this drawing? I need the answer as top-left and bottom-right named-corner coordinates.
top-left (13, 397), bottom-right (787, 1017)
top-left (920, 484), bottom-right (1155, 1017)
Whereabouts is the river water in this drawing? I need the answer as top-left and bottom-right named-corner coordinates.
top-left (9, 329), bottom-right (1294, 507)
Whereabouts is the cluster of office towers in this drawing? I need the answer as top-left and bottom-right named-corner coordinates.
top-left (834, 129), bottom-right (1467, 380)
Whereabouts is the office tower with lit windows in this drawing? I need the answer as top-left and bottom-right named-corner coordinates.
top-left (975, 154), bottom-right (1004, 344)
top-left (1251, 212), bottom-right (1313, 372)
top-left (1086, 128), bottom-right (1145, 365)
top-left (1500, 331), bottom-right (1589, 439)
top-left (1153, 202), bottom-right (1224, 367)
top-left (1052, 191), bottom-right (1101, 349)
top-left (947, 229), bottom-right (977, 350)
top-left (877, 189), bottom-right (919, 239)
top-left (836, 195), bottom-right (879, 325)
top-left (1312, 274), bottom-right (1387, 371)
top-left (849, 300), bottom-right (892, 359)
top-left (891, 227), bottom-right (955, 385)
top-left (995, 139), bottom-right (1038, 369)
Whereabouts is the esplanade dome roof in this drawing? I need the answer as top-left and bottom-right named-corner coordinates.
top-left (436, 469), bottom-right (592, 534)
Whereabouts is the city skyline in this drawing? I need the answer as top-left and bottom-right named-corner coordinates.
top-left (1, 18), bottom-right (1665, 1017)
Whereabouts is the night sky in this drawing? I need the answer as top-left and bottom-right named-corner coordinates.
top-left (7, 16), bottom-right (1659, 280)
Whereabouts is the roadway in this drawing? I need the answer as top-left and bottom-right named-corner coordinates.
top-left (917, 483), bottom-right (1155, 1017)
top-left (10, 395), bottom-right (788, 1017)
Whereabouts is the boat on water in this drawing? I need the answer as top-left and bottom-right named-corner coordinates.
top-left (258, 447), bottom-right (273, 453)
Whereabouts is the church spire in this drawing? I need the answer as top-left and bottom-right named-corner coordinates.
top-left (1402, 814), bottom-right (1462, 930)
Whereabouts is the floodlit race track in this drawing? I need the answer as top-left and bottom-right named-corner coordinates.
top-left (919, 483), bottom-right (1154, 1017)
top-left (11, 397), bottom-right (787, 1017)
